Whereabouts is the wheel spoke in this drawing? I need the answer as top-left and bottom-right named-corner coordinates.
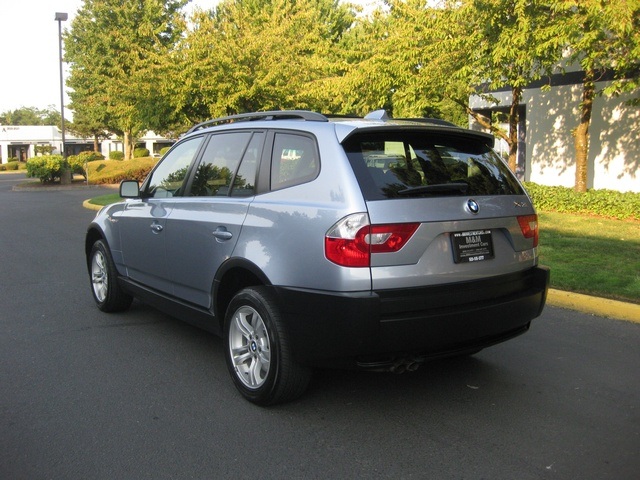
top-left (257, 340), bottom-right (270, 364)
top-left (232, 345), bottom-right (252, 366)
top-left (235, 311), bottom-right (254, 338)
top-left (95, 253), bottom-right (105, 270)
top-left (249, 357), bottom-right (264, 386)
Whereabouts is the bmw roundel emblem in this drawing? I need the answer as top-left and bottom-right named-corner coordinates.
top-left (466, 199), bottom-right (479, 214)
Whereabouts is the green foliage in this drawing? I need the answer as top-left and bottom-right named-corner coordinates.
top-left (175, 0), bottom-right (354, 120)
top-left (0, 106), bottom-right (61, 126)
top-left (34, 145), bottom-right (55, 155)
top-left (65, 0), bottom-right (188, 158)
top-left (87, 158), bottom-right (158, 184)
top-left (0, 161), bottom-right (21, 171)
top-left (159, 146), bottom-right (171, 156)
top-left (67, 151), bottom-right (105, 179)
top-left (109, 151), bottom-right (125, 161)
top-left (79, 151), bottom-right (105, 162)
top-left (524, 182), bottom-right (640, 220)
top-left (57, 0), bottom-right (638, 191)
top-left (552, 0), bottom-right (640, 103)
top-left (25, 155), bottom-right (66, 183)
top-left (133, 147), bottom-right (150, 158)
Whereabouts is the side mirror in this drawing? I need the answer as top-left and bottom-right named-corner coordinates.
top-left (120, 180), bottom-right (140, 198)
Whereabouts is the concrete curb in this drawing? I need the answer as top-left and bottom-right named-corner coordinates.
top-left (83, 199), bottom-right (104, 211)
top-left (547, 289), bottom-right (640, 323)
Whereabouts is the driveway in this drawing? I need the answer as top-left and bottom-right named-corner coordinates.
top-left (1, 173), bottom-right (639, 479)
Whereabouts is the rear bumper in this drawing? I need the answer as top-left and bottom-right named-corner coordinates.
top-left (273, 266), bottom-right (550, 366)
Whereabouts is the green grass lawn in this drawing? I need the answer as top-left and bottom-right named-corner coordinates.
top-left (538, 212), bottom-right (640, 303)
top-left (88, 193), bottom-right (123, 206)
top-left (84, 195), bottom-right (640, 303)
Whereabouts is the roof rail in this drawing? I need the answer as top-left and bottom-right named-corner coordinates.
top-left (187, 110), bottom-right (328, 134)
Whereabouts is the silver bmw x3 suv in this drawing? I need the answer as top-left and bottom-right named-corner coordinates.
top-left (86, 110), bottom-right (549, 405)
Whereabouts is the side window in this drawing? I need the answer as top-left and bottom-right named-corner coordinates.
top-left (190, 132), bottom-right (252, 197)
top-left (270, 133), bottom-right (319, 190)
top-left (146, 136), bottom-right (203, 198)
top-left (231, 132), bottom-right (264, 197)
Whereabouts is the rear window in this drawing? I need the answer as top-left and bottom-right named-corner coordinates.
top-left (342, 131), bottom-right (524, 200)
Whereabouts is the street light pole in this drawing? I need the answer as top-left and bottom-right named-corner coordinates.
top-left (55, 12), bottom-right (68, 161)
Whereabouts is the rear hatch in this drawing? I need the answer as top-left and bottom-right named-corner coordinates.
top-left (341, 127), bottom-right (539, 290)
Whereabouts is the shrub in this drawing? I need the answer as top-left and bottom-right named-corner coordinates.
top-left (133, 147), bottom-right (150, 158)
top-left (34, 145), bottom-right (55, 156)
top-left (523, 182), bottom-right (640, 221)
top-left (67, 154), bottom-right (81, 177)
top-left (26, 155), bottom-right (65, 183)
top-left (109, 151), bottom-right (125, 161)
top-left (0, 162), bottom-right (17, 171)
top-left (79, 151), bottom-right (105, 162)
top-left (159, 146), bottom-right (171, 156)
top-left (86, 158), bottom-right (158, 184)
top-left (67, 151), bottom-right (105, 179)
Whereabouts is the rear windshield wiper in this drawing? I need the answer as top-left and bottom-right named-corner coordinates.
top-left (397, 182), bottom-right (469, 196)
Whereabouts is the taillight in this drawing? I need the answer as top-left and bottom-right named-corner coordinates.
top-left (325, 213), bottom-right (419, 267)
top-left (517, 214), bottom-right (539, 247)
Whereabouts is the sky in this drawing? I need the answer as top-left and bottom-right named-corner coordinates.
top-left (0, 0), bottom-right (215, 116)
top-left (0, 0), bottom-right (376, 119)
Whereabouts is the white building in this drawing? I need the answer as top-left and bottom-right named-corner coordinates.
top-left (469, 70), bottom-right (640, 193)
top-left (0, 125), bottom-right (173, 163)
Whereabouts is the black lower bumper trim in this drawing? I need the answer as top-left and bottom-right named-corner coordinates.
top-left (273, 266), bottom-right (549, 366)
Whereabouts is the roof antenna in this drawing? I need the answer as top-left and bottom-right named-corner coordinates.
top-left (364, 109), bottom-right (389, 120)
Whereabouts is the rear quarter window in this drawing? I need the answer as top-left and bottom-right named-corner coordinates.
top-left (342, 131), bottom-right (524, 200)
top-left (270, 133), bottom-right (319, 190)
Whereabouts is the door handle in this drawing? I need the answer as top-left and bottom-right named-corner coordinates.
top-left (150, 223), bottom-right (164, 233)
top-left (212, 227), bottom-right (233, 241)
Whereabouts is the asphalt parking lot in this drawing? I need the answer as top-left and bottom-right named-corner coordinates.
top-left (1, 173), bottom-right (639, 479)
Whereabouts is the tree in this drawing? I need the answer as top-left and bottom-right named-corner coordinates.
top-left (330, 0), bottom-right (566, 166)
top-left (172, 0), bottom-right (354, 122)
top-left (65, 0), bottom-right (187, 159)
top-left (552, 0), bottom-right (640, 192)
top-left (324, 1), bottom-right (467, 120)
top-left (0, 106), bottom-right (61, 126)
top-left (380, 0), bottom-right (564, 172)
top-left (66, 103), bottom-right (111, 153)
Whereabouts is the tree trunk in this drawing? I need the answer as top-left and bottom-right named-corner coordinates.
top-left (93, 135), bottom-right (100, 153)
top-left (508, 87), bottom-right (522, 173)
top-left (124, 131), bottom-right (133, 161)
top-left (574, 70), bottom-right (594, 193)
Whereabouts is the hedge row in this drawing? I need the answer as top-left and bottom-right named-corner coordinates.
top-left (0, 161), bottom-right (22, 171)
top-left (523, 182), bottom-right (640, 221)
top-left (86, 158), bottom-right (158, 184)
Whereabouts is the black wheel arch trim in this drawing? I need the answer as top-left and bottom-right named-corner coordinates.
top-left (212, 257), bottom-right (272, 321)
top-left (85, 223), bottom-right (107, 267)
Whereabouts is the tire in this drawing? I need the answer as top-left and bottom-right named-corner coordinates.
top-left (89, 239), bottom-right (133, 313)
top-left (224, 287), bottom-right (311, 406)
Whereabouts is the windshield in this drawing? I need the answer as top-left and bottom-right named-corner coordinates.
top-left (342, 131), bottom-right (524, 200)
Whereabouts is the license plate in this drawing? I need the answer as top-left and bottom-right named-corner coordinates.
top-left (451, 230), bottom-right (494, 263)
